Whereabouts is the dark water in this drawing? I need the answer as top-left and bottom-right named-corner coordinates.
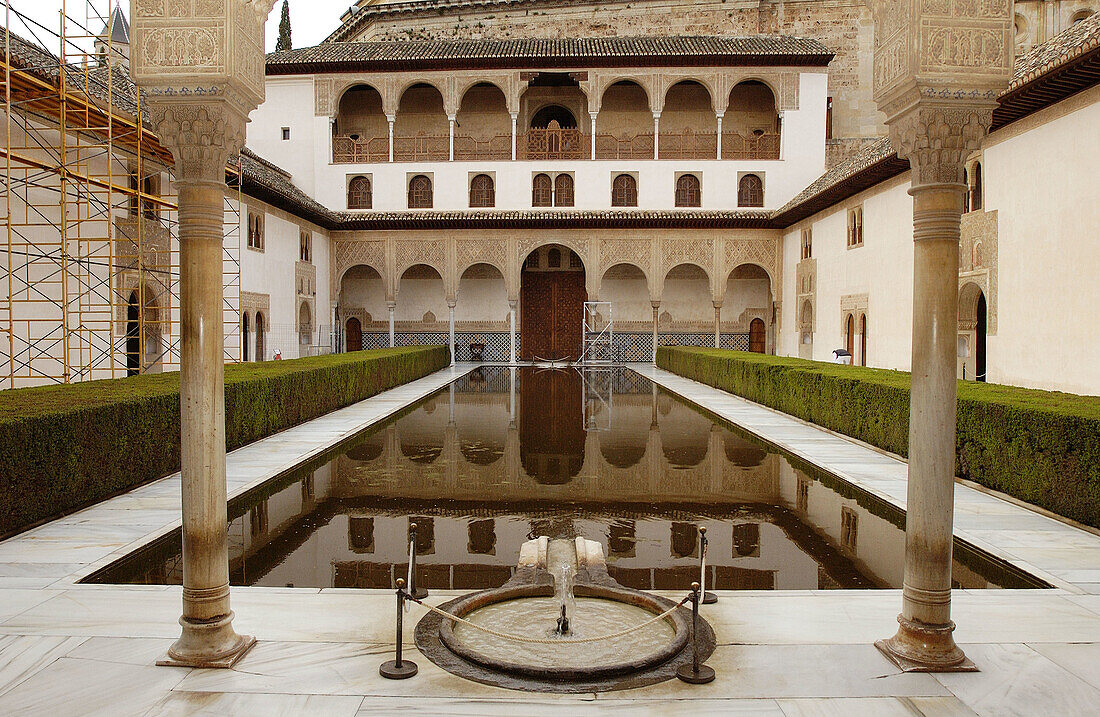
top-left (86, 367), bottom-right (1045, 591)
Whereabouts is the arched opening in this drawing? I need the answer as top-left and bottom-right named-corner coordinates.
top-left (333, 84), bottom-right (387, 162)
top-left (723, 431), bottom-right (767, 467)
top-left (339, 264), bottom-right (386, 350)
top-left (520, 244), bottom-right (586, 360)
top-left (860, 313), bottom-right (867, 366)
top-left (455, 82), bottom-right (511, 160)
top-left (408, 174), bottom-right (433, 209)
top-left (799, 300), bottom-right (813, 360)
top-left (395, 83), bottom-right (448, 161)
top-left (255, 312), bottom-right (265, 361)
top-left (532, 173), bottom-right (552, 206)
top-left (845, 314), bottom-right (855, 357)
top-left (397, 264), bottom-right (447, 342)
top-left (970, 162), bottom-right (983, 211)
top-left (126, 290), bottom-right (140, 376)
top-left (597, 393), bottom-right (650, 468)
top-left (611, 173), bottom-right (638, 206)
top-left (661, 263), bottom-right (711, 345)
top-left (554, 173), bottom-right (574, 207)
top-left (958, 282), bottom-right (987, 382)
top-left (738, 174), bottom-right (764, 207)
top-left (596, 80), bottom-right (653, 159)
top-left (1072, 9), bottom-right (1095, 24)
top-left (675, 173), bottom-right (701, 207)
top-left (530, 105), bottom-right (577, 129)
top-left (347, 176), bottom-right (372, 209)
top-left (456, 372), bottom-right (508, 464)
top-left (242, 311), bottom-right (250, 361)
top-left (722, 263), bottom-right (771, 352)
top-left (345, 317), bottom-right (362, 352)
top-left (299, 302), bottom-right (313, 349)
top-left (400, 402), bottom-right (445, 464)
top-left (660, 80), bottom-right (715, 159)
top-left (749, 318), bottom-right (766, 353)
top-left (724, 80), bottom-right (780, 159)
top-left (469, 173), bottom-right (495, 208)
top-left (456, 263), bottom-right (508, 361)
top-left (599, 263), bottom-right (651, 361)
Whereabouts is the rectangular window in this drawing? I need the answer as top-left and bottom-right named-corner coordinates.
top-left (281, 127), bottom-right (290, 140)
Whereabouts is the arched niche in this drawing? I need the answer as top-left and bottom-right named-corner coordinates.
top-left (396, 264), bottom-right (447, 325)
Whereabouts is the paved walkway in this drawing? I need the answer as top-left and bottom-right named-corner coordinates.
top-left (0, 363), bottom-right (1097, 716)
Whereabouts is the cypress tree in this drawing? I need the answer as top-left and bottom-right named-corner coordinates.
top-left (276, 0), bottom-right (292, 52)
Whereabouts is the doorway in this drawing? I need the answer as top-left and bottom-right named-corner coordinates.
top-left (346, 317), bottom-right (363, 352)
top-left (749, 318), bottom-right (766, 353)
top-left (520, 245), bottom-right (586, 361)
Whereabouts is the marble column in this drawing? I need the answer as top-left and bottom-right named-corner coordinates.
top-left (715, 113), bottom-right (723, 160)
top-left (590, 112), bottom-right (598, 160)
top-left (652, 113), bottom-right (661, 160)
top-left (713, 303), bottom-right (722, 348)
top-left (869, 0), bottom-right (1010, 673)
top-left (387, 115), bottom-right (395, 162)
top-left (448, 301), bottom-right (456, 365)
top-left (651, 302), bottom-right (660, 363)
top-left (387, 301), bottom-right (396, 347)
top-left (509, 300), bottom-right (517, 364)
top-left (131, 0), bottom-right (277, 669)
top-left (448, 115), bottom-right (456, 161)
top-left (510, 113), bottom-right (518, 161)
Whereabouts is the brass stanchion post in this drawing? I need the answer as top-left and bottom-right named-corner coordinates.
top-left (380, 578), bottom-right (418, 679)
top-left (676, 581), bottom-right (715, 684)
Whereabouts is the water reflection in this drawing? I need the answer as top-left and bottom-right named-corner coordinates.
top-left (87, 367), bottom-right (1045, 592)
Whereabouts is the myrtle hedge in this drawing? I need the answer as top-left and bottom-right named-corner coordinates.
top-left (0, 346), bottom-right (449, 538)
top-left (657, 346), bottom-right (1100, 529)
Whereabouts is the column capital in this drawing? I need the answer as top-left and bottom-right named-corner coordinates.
top-left (146, 101), bottom-right (247, 184)
top-left (508, 299), bottom-right (518, 310)
top-left (386, 114), bottom-right (396, 123)
top-left (888, 104), bottom-right (994, 188)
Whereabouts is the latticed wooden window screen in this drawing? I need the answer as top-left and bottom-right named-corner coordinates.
top-left (348, 176), bottom-right (372, 209)
top-left (612, 174), bottom-right (638, 207)
top-left (738, 174), bottom-right (763, 207)
top-left (532, 173), bottom-right (552, 206)
top-left (408, 175), bottom-right (433, 209)
top-left (470, 174), bottom-right (495, 207)
top-left (675, 174), bottom-right (701, 207)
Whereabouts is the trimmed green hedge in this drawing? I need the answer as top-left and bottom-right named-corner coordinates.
top-left (657, 346), bottom-right (1100, 529)
top-left (0, 346), bottom-right (449, 539)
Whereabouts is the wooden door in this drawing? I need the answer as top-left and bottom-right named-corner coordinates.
top-left (520, 271), bottom-right (586, 360)
top-left (346, 318), bottom-right (362, 352)
top-left (749, 318), bottom-right (766, 353)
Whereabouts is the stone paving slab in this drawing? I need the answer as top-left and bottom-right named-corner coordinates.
top-left (632, 364), bottom-right (1100, 595)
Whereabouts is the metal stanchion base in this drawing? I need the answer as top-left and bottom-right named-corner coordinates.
top-left (676, 663), bottom-right (715, 684)
top-left (380, 659), bottom-right (418, 679)
top-left (412, 587), bottom-right (429, 600)
top-left (701, 591), bottom-right (718, 605)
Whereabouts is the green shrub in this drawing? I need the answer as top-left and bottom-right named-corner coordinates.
top-left (0, 346), bottom-right (449, 539)
top-left (657, 346), bottom-right (1100, 529)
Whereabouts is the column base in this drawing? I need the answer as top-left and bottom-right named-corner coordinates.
top-left (157, 613), bottom-right (256, 669)
top-left (875, 614), bottom-right (976, 673)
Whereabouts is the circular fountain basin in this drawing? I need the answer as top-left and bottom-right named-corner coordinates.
top-left (436, 583), bottom-right (690, 681)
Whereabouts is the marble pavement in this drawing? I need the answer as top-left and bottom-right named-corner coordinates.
top-left (0, 363), bottom-right (1097, 716)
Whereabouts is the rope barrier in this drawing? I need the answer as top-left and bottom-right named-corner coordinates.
top-left (406, 592), bottom-right (690, 645)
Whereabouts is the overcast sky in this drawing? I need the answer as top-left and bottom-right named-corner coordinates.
top-left (7, 0), bottom-right (353, 55)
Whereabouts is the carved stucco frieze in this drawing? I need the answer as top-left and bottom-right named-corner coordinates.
top-left (148, 103), bottom-right (246, 183)
top-left (239, 290), bottom-right (270, 325)
top-left (331, 239), bottom-right (386, 297)
top-left (796, 258), bottom-right (816, 332)
top-left (887, 105), bottom-right (993, 186)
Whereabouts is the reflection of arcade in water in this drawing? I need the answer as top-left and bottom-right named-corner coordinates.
top-left (87, 367), bottom-right (1044, 591)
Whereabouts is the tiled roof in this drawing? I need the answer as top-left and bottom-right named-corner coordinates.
top-left (233, 149), bottom-right (342, 228)
top-left (1011, 11), bottom-right (1100, 90)
top-left (267, 35), bottom-right (834, 73)
top-left (772, 138), bottom-right (899, 219)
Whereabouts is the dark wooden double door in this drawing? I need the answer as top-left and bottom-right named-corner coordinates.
top-left (520, 271), bottom-right (586, 361)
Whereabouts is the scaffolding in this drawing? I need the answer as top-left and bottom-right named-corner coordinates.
top-left (0, 0), bottom-right (241, 389)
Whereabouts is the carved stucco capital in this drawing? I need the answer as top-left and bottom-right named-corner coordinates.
top-left (888, 104), bottom-right (993, 187)
top-left (146, 101), bottom-right (247, 183)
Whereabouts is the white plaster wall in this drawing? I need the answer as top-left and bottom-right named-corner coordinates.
top-left (982, 88), bottom-right (1100, 394)
top-left (395, 276), bottom-right (448, 322)
top-left (455, 272), bottom-right (509, 322)
top-left (247, 77), bottom-right (318, 196)
top-left (599, 274), bottom-right (652, 324)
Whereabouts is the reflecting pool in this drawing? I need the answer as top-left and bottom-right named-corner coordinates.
top-left (87, 367), bottom-right (1045, 590)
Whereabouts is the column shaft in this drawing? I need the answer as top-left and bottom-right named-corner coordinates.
top-left (448, 305), bottom-right (456, 365)
top-left (387, 117), bottom-right (395, 163)
top-left (651, 304), bottom-right (660, 363)
top-left (715, 114), bottom-right (723, 160)
top-left (448, 116), bottom-right (455, 161)
top-left (388, 303), bottom-right (395, 348)
top-left (652, 114), bottom-right (660, 160)
top-left (713, 305), bottom-right (721, 348)
top-left (510, 114), bottom-right (518, 161)
top-left (590, 113), bottom-right (597, 160)
top-left (509, 301), bottom-right (517, 364)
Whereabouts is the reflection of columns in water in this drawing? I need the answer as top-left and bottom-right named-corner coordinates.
top-left (509, 366), bottom-right (516, 422)
top-left (508, 300), bottom-right (517, 364)
top-left (448, 302), bottom-right (456, 365)
top-left (651, 302), bottom-right (660, 363)
top-left (646, 425), bottom-right (662, 492)
top-left (707, 425), bottom-right (723, 493)
top-left (387, 302), bottom-right (395, 347)
top-left (448, 382), bottom-right (455, 423)
top-left (385, 425), bottom-right (400, 473)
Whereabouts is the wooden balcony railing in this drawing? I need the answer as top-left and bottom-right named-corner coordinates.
top-left (332, 135), bottom-right (388, 163)
top-left (594, 132), bottom-right (654, 160)
top-left (520, 127), bottom-right (586, 160)
top-left (393, 134), bottom-right (449, 162)
top-left (658, 130), bottom-right (718, 160)
top-left (722, 132), bottom-right (781, 160)
top-left (454, 134), bottom-right (512, 161)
